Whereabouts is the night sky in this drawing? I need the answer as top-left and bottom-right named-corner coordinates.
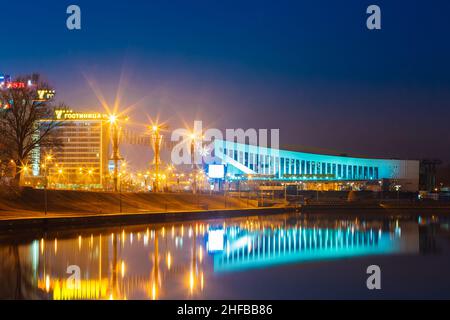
top-left (2, 0), bottom-right (450, 168)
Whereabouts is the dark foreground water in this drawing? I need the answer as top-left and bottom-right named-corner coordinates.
top-left (1, 212), bottom-right (449, 299)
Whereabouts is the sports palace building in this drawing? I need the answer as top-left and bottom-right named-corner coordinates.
top-left (212, 139), bottom-right (420, 192)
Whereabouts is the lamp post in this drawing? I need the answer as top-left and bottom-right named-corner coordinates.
top-left (394, 184), bottom-right (401, 203)
top-left (109, 114), bottom-right (122, 193)
top-left (119, 173), bottom-right (122, 213)
top-left (43, 154), bottom-right (53, 216)
top-left (19, 163), bottom-right (30, 186)
top-left (144, 171), bottom-right (149, 191)
top-left (150, 123), bottom-right (168, 192)
top-left (189, 132), bottom-right (204, 194)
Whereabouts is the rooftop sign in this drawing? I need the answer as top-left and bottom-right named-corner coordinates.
top-left (54, 109), bottom-right (108, 120)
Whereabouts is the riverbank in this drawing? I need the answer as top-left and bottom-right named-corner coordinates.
top-left (0, 188), bottom-right (257, 215)
top-left (300, 202), bottom-right (450, 213)
top-left (0, 206), bottom-right (293, 234)
top-left (1, 188), bottom-right (450, 233)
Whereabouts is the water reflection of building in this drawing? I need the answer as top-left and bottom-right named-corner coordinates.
top-left (33, 225), bottom-right (207, 300)
top-left (210, 221), bottom-right (419, 273)
top-left (11, 215), bottom-right (422, 299)
top-left (35, 234), bottom-right (111, 299)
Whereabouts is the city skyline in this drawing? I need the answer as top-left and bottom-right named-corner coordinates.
top-left (2, 0), bottom-right (450, 165)
top-left (1, 0), bottom-right (450, 304)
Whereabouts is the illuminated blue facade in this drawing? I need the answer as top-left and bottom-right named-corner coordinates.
top-left (213, 139), bottom-right (419, 191)
top-left (208, 224), bottom-right (415, 273)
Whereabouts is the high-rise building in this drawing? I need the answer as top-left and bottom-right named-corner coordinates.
top-left (35, 109), bottom-right (110, 189)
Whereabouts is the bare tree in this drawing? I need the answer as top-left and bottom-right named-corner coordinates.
top-left (0, 74), bottom-right (62, 184)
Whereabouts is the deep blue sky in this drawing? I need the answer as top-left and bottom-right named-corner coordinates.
top-left (2, 0), bottom-right (450, 167)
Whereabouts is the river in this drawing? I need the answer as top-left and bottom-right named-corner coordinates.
top-left (0, 211), bottom-right (449, 299)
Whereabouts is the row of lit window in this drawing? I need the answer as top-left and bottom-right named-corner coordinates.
top-left (223, 148), bottom-right (379, 180)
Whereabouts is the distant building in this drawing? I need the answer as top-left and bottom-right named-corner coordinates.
top-left (213, 139), bottom-right (420, 192)
top-left (419, 159), bottom-right (442, 192)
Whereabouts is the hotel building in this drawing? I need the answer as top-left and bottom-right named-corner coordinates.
top-left (34, 109), bottom-right (110, 189)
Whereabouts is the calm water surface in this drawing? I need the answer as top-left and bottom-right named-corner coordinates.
top-left (1, 212), bottom-right (449, 299)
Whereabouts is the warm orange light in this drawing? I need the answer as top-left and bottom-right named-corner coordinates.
top-left (108, 114), bottom-right (117, 124)
top-left (121, 261), bottom-right (126, 278)
top-left (166, 252), bottom-right (172, 270)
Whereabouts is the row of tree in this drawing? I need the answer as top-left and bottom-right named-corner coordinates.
top-left (0, 74), bottom-right (62, 185)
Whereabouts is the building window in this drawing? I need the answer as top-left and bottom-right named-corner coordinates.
top-left (275, 157), bottom-right (279, 177)
top-left (270, 156), bottom-right (274, 174)
top-left (260, 155), bottom-right (264, 173)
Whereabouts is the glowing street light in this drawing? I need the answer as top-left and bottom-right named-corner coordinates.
top-left (188, 131), bottom-right (205, 194)
top-left (43, 153), bottom-right (53, 215)
top-left (108, 114), bottom-right (117, 124)
top-left (149, 122), bottom-right (168, 192)
top-left (108, 113), bottom-right (125, 193)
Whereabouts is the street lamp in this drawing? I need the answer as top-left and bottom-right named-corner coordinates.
top-left (19, 163), bottom-right (30, 186)
top-left (189, 131), bottom-right (204, 194)
top-left (143, 172), bottom-right (149, 191)
top-left (149, 122), bottom-right (168, 192)
top-left (109, 114), bottom-right (124, 193)
top-left (394, 184), bottom-right (401, 203)
top-left (43, 154), bottom-right (53, 215)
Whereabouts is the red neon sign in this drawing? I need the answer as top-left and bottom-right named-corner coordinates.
top-left (7, 82), bottom-right (26, 89)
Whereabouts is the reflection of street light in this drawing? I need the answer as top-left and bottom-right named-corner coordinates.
top-left (186, 231), bottom-right (204, 296)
